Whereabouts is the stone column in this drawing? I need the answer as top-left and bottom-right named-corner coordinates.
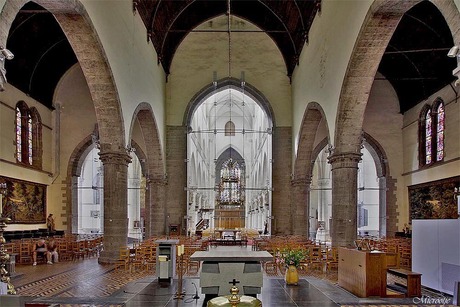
top-left (98, 151), bottom-right (131, 264)
top-left (145, 178), bottom-right (167, 237)
top-left (166, 126), bottom-right (187, 232)
top-left (271, 127), bottom-right (292, 235)
top-left (291, 177), bottom-right (311, 236)
top-left (328, 152), bottom-right (361, 248)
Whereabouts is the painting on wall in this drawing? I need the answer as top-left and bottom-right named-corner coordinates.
top-left (409, 176), bottom-right (460, 221)
top-left (0, 176), bottom-right (46, 224)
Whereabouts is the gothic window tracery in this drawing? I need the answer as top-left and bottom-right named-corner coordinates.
top-left (15, 102), bottom-right (42, 168)
top-left (420, 99), bottom-right (445, 167)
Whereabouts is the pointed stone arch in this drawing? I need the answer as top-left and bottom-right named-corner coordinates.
top-left (66, 134), bottom-right (96, 234)
top-left (291, 102), bottom-right (330, 236)
top-left (130, 102), bottom-right (165, 237)
top-left (0, 0), bottom-right (126, 151)
top-left (331, 0), bottom-right (460, 246)
top-left (184, 77), bottom-right (275, 128)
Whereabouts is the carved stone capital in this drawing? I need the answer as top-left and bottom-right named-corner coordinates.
top-left (327, 152), bottom-right (362, 170)
top-left (291, 176), bottom-right (312, 186)
top-left (98, 151), bottom-right (131, 166)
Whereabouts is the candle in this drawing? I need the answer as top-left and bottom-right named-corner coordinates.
top-left (181, 244), bottom-right (185, 255)
top-left (177, 245), bottom-right (180, 256)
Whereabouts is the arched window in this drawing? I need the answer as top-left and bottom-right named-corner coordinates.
top-left (419, 99), bottom-right (445, 167)
top-left (15, 102), bottom-right (42, 168)
top-left (225, 121), bottom-right (235, 136)
top-left (435, 102), bottom-right (445, 162)
top-left (425, 109), bottom-right (432, 165)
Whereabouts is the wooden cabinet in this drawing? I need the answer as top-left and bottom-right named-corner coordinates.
top-left (338, 248), bottom-right (387, 297)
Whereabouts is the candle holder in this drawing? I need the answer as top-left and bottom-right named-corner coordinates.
top-left (174, 251), bottom-right (185, 300)
top-left (0, 181), bottom-right (15, 295)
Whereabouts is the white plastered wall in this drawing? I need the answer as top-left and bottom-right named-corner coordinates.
top-left (79, 0), bottom-right (166, 155)
top-left (291, 0), bottom-right (372, 166)
top-left (402, 84), bottom-right (460, 224)
top-left (0, 84), bottom-right (53, 230)
top-left (167, 15), bottom-right (291, 127)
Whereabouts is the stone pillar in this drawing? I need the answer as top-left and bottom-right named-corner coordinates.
top-left (272, 127), bottom-right (292, 235)
top-left (166, 126), bottom-right (187, 232)
top-left (328, 152), bottom-right (361, 248)
top-left (291, 177), bottom-right (311, 236)
top-left (145, 178), bottom-right (166, 237)
top-left (98, 151), bottom-right (131, 264)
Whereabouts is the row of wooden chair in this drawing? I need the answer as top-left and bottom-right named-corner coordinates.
top-left (4, 235), bottom-right (103, 265)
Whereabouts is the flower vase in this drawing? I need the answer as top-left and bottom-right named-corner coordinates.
top-left (285, 265), bottom-right (299, 285)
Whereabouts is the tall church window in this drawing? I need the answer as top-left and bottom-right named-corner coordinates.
top-left (419, 99), bottom-right (445, 166)
top-left (425, 109), bottom-right (432, 165)
top-left (435, 102), bottom-right (445, 162)
top-left (15, 102), bottom-right (42, 167)
top-left (225, 121), bottom-right (235, 136)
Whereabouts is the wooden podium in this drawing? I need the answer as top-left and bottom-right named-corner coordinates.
top-left (338, 247), bottom-right (387, 297)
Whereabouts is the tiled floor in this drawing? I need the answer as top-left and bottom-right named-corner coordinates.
top-left (7, 246), bottom-right (453, 307)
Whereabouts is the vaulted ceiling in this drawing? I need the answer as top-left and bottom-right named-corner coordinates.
top-left (3, 0), bottom-right (457, 114)
top-left (134, 0), bottom-right (321, 77)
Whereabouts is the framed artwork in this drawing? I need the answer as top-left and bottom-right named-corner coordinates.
top-left (0, 176), bottom-right (46, 224)
top-left (409, 176), bottom-right (460, 221)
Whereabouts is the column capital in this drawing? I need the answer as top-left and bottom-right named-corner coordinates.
top-left (328, 152), bottom-right (362, 170)
top-left (291, 176), bottom-right (312, 186)
top-left (147, 177), bottom-right (167, 186)
top-left (98, 151), bottom-right (131, 166)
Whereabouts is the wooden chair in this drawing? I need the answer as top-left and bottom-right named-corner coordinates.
top-left (308, 246), bottom-right (324, 272)
top-left (131, 247), bottom-right (146, 272)
top-left (185, 247), bottom-right (200, 275)
top-left (71, 241), bottom-right (86, 261)
top-left (325, 247), bottom-right (338, 273)
top-left (114, 247), bottom-right (130, 271)
top-left (57, 241), bottom-right (71, 261)
top-left (142, 246), bottom-right (156, 272)
top-left (19, 242), bottom-right (32, 264)
top-left (263, 256), bottom-right (278, 275)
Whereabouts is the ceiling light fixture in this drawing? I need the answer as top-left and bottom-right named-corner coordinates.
top-left (448, 45), bottom-right (460, 86)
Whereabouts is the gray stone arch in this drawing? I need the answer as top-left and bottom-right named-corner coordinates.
top-left (360, 131), bottom-right (395, 237)
top-left (66, 134), bottom-right (96, 234)
top-left (330, 0), bottom-right (460, 247)
top-left (291, 102), bottom-right (330, 236)
top-left (334, 0), bottom-right (460, 156)
top-left (293, 102), bottom-right (330, 180)
top-left (129, 102), bottom-right (166, 237)
top-left (0, 0), bottom-right (126, 151)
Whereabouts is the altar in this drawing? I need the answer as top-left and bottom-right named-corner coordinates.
top-left (190, 249), bottom-right (273, 296)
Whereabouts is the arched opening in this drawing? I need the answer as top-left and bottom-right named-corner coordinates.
top-left (186, 82), bottom-right (273, 235)
top-left (311, 143), bottom-right (385, 241)
top-left (75, 146), bottom-right (143, 237)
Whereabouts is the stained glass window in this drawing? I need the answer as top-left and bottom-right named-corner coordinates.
top-left (15, 107), bottom-right (22, 162)
top-left (436, 103), bottom-right (444, 162)
top-left (28, 113), bottom-right (33, 165)
top-left (425, 109), bottom-right (432, 165)
top-left (15, 103), bottom-right (41, 167)
top-left (219, 159), bottom-right (243, 204)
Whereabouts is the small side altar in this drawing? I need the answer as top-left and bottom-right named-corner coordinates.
top-left (190, 249), bottom-right (272, 296)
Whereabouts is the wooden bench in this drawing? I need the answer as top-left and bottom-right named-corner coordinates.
top-left (387, 268), bottom-right (421, 297)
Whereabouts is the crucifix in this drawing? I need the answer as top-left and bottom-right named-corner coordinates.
top-left (229, 278), bottom-right (240, 286)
